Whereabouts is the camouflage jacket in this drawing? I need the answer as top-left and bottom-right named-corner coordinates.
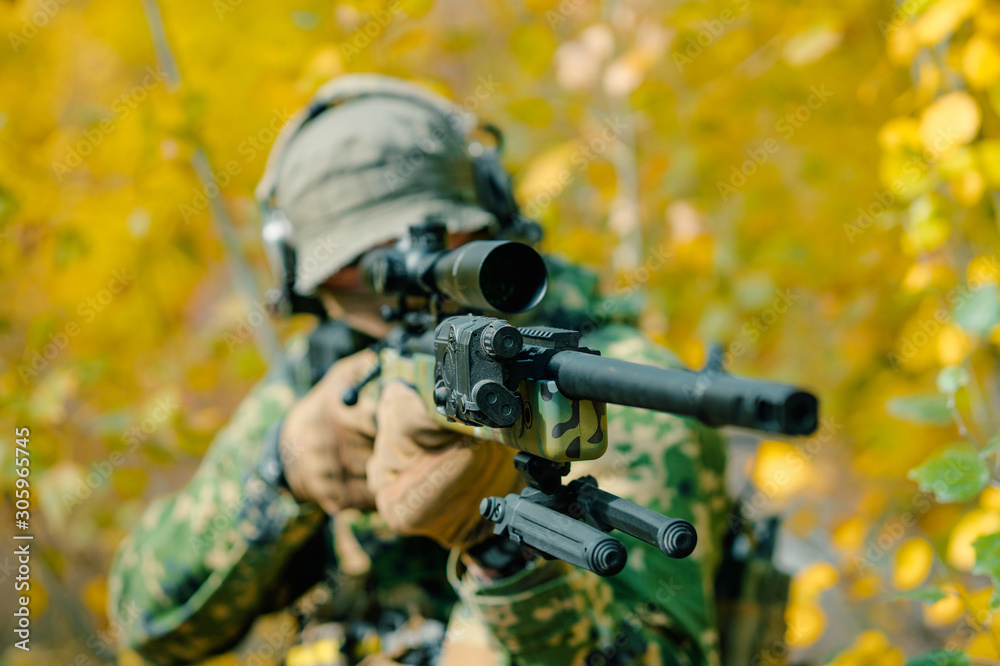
top-left (107, 260), bottom-right (730, 665)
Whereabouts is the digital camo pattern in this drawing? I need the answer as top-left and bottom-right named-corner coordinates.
top-left (107, 258), bottom-right (729, 665)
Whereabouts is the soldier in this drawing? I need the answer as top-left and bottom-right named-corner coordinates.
top-left (108, 74), bottom-right (731, 665)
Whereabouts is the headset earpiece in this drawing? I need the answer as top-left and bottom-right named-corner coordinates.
top-left (260, 207), bottom-right (326, 317)
top-left (470, 124), bottom-right (543, 244)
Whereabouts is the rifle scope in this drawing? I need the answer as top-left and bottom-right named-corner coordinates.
top-left (359, 221), bottom-right (548, 314)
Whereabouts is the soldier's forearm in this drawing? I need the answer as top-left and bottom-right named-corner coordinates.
top-left (108, 380), bottom-right (327, 661)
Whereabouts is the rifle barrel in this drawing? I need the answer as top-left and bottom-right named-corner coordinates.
top-left (546, 351), bottom-right (818, 436)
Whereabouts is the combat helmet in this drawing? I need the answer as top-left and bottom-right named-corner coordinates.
top-left (255, 73), bottom-right (539, 314)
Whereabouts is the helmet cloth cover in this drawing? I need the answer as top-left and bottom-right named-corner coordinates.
top-left (256, 74), bottom-right (497, 296)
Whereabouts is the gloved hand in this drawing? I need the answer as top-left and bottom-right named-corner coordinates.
top-left (280, 349), bottom-right (380, 514)
top-left (366, 381), bottom-right (524, 551)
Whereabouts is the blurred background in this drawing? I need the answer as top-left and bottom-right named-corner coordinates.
top-left (3, 0), bottom-right (1000, 663)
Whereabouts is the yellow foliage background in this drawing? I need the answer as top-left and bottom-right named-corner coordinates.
top-left (2, 0), bottom-right (1000, 663)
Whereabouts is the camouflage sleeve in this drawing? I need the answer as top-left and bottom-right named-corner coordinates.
top-left (444, 324), bottom-right (730, 666)
top-left (107, 375), bottom-right (327, 664)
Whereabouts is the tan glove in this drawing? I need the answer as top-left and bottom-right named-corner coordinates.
top-left (366, 381), bottom-right (524, 551)
top-left (280, 349), bottom-right (380, 514)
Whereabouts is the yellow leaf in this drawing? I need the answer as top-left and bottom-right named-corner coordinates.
top-left (980, 486), bottom-right (1000, 509)
top-left (913, 0), bottom-right (979, 46)
top-left (903, 214), bottom-right (950, 254)
top-left (977, 2), bottom-right (1000, 33)
top-left (939, 145), bottom-right (976, 178)
top-left (878, 153), bottom-right (935, 199)
top-left (827, 630), bottom-right (905, 666)
top-left (923, 584), bottom-right (965, 626)
top-left (833, 516), bottom-right (868, 551)
top-left (878, 117), bottom-right (922, 152)
top-left (952, 165), bottom-right (985, 206)
top-left (112, 467), bottom-right (148, 499)
top-left (967, 586), bottom-right (1000, 623)
top-left (298, 47), bottom-right (343, 90)
top-left (967, 254), bottom-right (1000, 284)
top-left (964, 629), bottom-right (1000, 663)
top-left (791, 562), bottom-right (840, 603)
top-left (505, 97), bottom-right (553, 128)
top-left (964, 35), bottom-right (1000, 88)
top-left (937, 324), bottom-right (972, 365)
top-left (892, 537), bottom-right (933, 589)
top-left (783, 25), bottom-right (843, 66)
top-left (849, 573), bottom-right (882, 600)
top-left (27, 577), bottom-right (48, 617)
top-left (522, 0), bottom-right (560, 12)
top-left (787, 507), bottom-right (820, 535)
top-left (397, 0), bottom-right (434, 18)
top-left (919, 91), bottom-right (981, 153)
top-left (585, 161), bottom-right (617, 194)
top-left (510, 24), bottom-right (558, 76)
top-left (903, 263), bottom-right (934, 291)
top-left (915, 59), bottom-right (942, 105)
top-left (785, 602), bottom-right (826, 648)
top-left (82, 577), bottom-right (107, 620)
top-left (751, 440), bottom-right (812, 500)
top-left (946, 508), bottom-right (1000, 570)
top-left (888, 25), bottom-right (919, 65)
top-left (976, 139), bottom-right (1000, 184)
top-left (516, 141), bottom-right (578, 207)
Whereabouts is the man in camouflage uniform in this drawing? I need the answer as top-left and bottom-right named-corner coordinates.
top-left (107, 74), bottom-right (731, 665)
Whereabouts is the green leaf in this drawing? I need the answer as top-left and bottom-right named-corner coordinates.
top-left (908, 444), bottom-right (990, 503)
top-left (893, 586), bottom-right (947, 604)
top-left (936, 365), bottom-right (969, 395)
top-left (973, 533), bottom-right (1000, 585)
top-left (907, 651), bottom-right (970, 666)
top-left (954, 284), bottom-right (1000, 336)
top-left (887, 393), bottom-right (952, 425)
top-left (991, 588), bottom-right (1000, 611)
